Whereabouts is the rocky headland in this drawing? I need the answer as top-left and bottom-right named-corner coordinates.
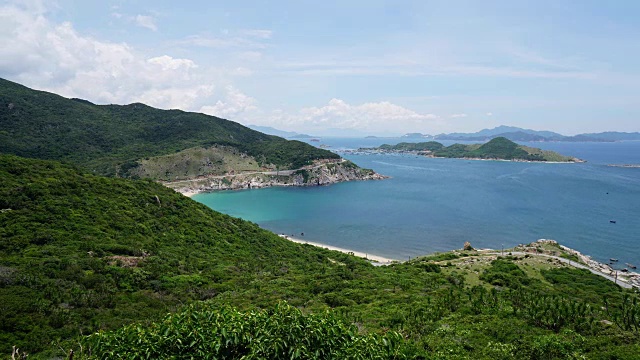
top-left (513, 239), bottom-right (639, 289)
top-left (164, 159), bottom-right (387, 195)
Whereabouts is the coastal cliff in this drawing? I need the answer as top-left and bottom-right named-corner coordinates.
top-left (164, 159), bottom-right (387, 195)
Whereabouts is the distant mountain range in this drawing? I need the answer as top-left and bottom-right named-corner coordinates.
top-left (402, 126), bottom-right (640, 142)
top-left (247, 125), bottom-right (313, 138)
top-left (248, 125), bottom-right (379, 138)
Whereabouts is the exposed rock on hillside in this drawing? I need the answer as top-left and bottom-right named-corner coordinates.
top-left (165, 160), bottom-right (387, 194)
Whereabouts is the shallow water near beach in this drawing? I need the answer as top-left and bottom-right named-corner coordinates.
top-left (194, 139), bottom-right (640, 266)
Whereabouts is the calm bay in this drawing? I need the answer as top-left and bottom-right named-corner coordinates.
top-left (193, 139), bottom-right (640, 266)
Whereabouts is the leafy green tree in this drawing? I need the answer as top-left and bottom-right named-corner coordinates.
top-left (604, 293), bottom-right (640, 332)
top-left (530, 330), bottom-right (587, 360)
top-left (82, 302), bottom-right (417, 359)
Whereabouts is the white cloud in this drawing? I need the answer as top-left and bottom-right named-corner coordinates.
top-left (238, 51), bottom-right (263, 62)
top-left (180, 34), bottom-right (236, 48)
top-left (178, 29), bottom-right (272, 50)
top-left (441, 65), bottom-right (595, 80)
top-left (241, 29), bottom-right (272, 39)
top-left (0, 2), bottom-right (247, 113)
top-left (251, 99), bottom-right (439, 134)
top-left (230, 67), bottom-right (253, 76)
top-left (135, 15), bottom-right (157, 31)
top-left (0, 2), bottom-right (460, 136)
top-left (279, 59), bottom-right (596, 79)
top-left (147, 55), bottom-right (196, 71)
top-left (6, 0), bottom-right (48, 15)
top-left (199, 86), bottom-right (257, 118)
top-left (450, 113), bottom-right (467, 118)
top-left (486, 112), bottom-right (493, 116)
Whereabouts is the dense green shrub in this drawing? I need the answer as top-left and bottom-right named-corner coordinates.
top-left (542, 267), bottom-right (622, 302)
top-left (82, 302), bottom-right (415, 359)
top-left (479, 259), bottom-right (531, 288)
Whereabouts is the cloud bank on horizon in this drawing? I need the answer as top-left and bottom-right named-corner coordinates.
top-left (1, 0), bottom-right (639, 136)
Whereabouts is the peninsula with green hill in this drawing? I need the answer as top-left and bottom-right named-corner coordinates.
top-left (0, 78), bottom-right (381, 194)
top-left (363, 137), bottom-right (585, 162)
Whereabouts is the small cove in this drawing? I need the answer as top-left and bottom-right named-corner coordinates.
top-left (194, 139), bottom-right (640, 267)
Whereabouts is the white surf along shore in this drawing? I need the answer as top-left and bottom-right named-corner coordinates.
top-left (278, 234), bottom-right (397, 265)
top-left (277, 235), bottom-right (639, 289)
top-left (178, 188), bottom-right (638, 288)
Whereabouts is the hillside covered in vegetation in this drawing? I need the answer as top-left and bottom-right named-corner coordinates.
top-left (0, 154), bottom-right (376, 356)
top-left (378, 141), bottom-right (445, 152)
top-left (371, 137), bottom-right (582, 162)
top-left (1, 155), bottom-right (639, 359)
top-left (0, 78), bottom-right (339, 179)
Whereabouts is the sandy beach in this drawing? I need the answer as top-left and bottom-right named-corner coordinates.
top-left (177, 187), bottom-right (395, 264)
top-left (180, 190), bottom-right (199, 198)
top-left (279, 234), bottom-right (398, 264)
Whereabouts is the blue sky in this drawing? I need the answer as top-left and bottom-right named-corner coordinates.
top-left (1, 0), bottom-right (639, 136)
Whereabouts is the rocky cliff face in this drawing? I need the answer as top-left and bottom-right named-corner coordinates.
top-left (164, 160), bottom-right (387, 194)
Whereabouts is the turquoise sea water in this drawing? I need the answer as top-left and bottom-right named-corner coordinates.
top-left (193, 139), bottom-right (640, 266)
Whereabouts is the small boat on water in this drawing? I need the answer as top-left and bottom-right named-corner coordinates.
top-left (609, 220), bottom-right (617, 224)
top-left (610, 258), bottom-right (619, 262)
top-left (626, 263), bottom-right (637, 269)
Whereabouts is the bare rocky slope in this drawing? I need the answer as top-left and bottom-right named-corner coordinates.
top-left (163, 159), bottom-right (387, 194)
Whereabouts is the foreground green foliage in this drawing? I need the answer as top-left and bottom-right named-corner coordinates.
top-left (0, 78), bottom-right (339, 177)
top-left (2, 155), bottom-right (640, 359)
top-left (0, 154), bottom-right (360, 355)
top-left (83, 302), bottom-right (413, 359)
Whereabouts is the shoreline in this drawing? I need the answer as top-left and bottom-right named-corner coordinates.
top-left (345, 149), bottom-right (584, 163)
top-left (166, 161), bottom-right (387, 197)
top-left (430, 156), bottom-right (584, 164)
top-left (279, 235), bottom-right (639, 288)
top-left (279, 234), bottom-right (398, 264)
top-left (180, 190), bottom-right (199, 198)
top-left (180, 183), bottom-right (637, 287)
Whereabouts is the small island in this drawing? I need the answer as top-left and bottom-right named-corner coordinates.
top-left (362, 137), bottom-right (584, 162)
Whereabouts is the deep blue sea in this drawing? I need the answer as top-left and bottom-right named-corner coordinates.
top-left (193, 138), bottom-right (640, 266)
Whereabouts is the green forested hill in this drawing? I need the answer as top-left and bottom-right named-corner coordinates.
top-left (433, 137), bottom-right (579, 161)
top-left (0, 154), bottom-right (371, 355)
top-left (372, 137), bottom-right (580, 162)
top-left (2, 155), bottom-right (639, 359)
top-left (378, 141), bottom-right (445, 152)
top-left (0, 78), bottom-right (339, 177)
